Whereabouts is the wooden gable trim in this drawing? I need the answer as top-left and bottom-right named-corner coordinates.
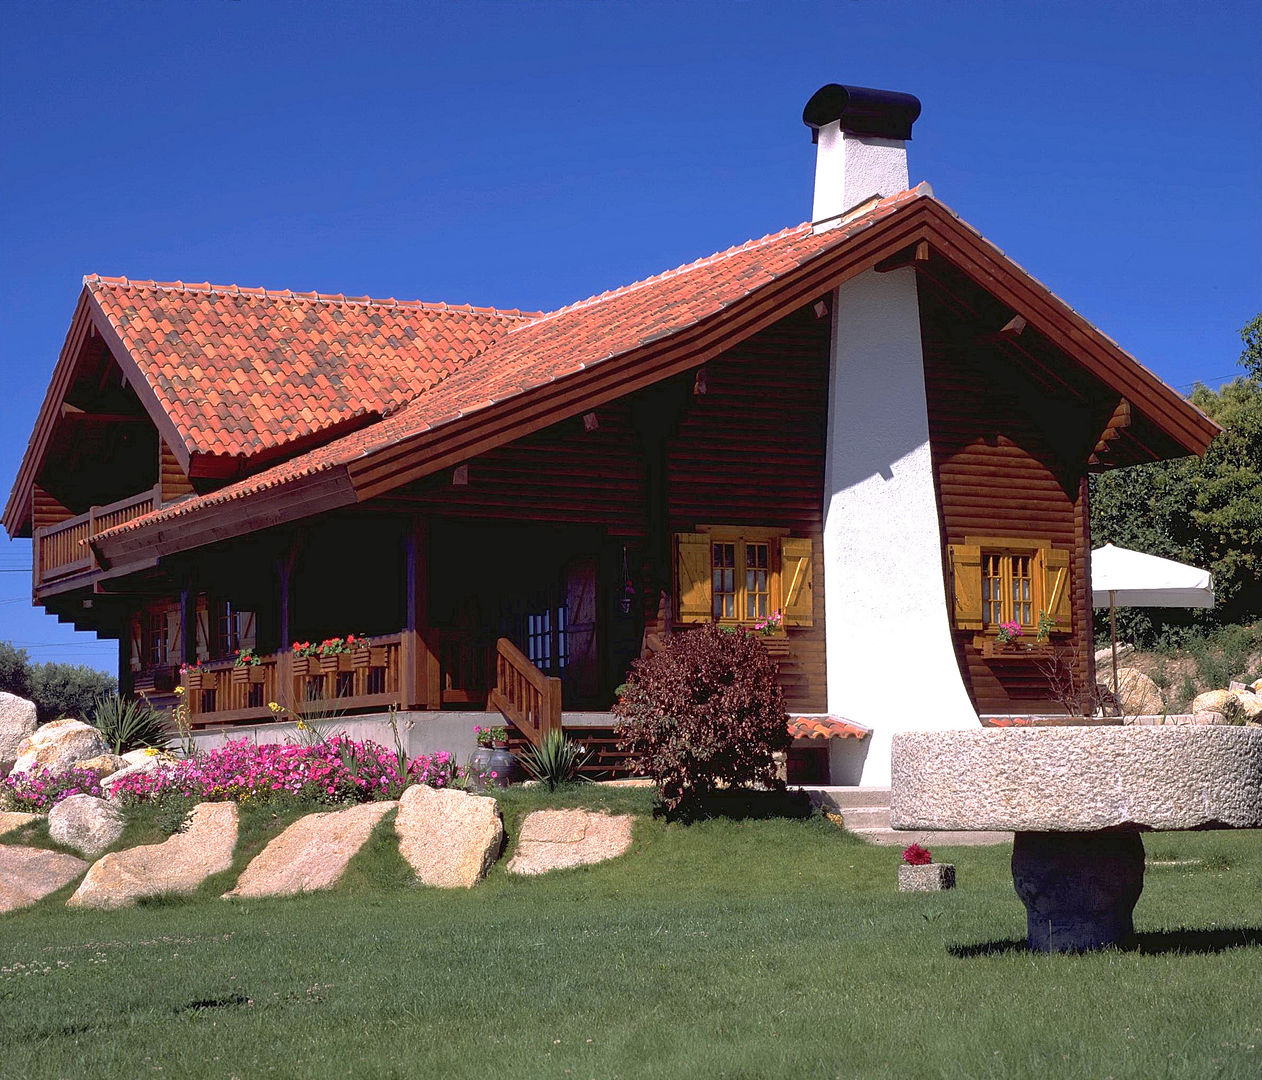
top-left (83, 287), bottom-right (194, 475)
top-left (915, 203), bottom-right (1220, 457)
top-left (2, 291), bottom-right (95, 537)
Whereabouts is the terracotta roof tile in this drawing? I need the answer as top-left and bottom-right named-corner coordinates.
top-left (85, 276), bottom-right (537, 460)
top-left (788, 715), bottom-right (870, 740)
top-left (92, 187), bottom-right (927, 542)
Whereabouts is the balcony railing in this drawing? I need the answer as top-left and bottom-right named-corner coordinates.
top-left (33, 485), bottom-right (161, 587)
top-left (183, 634), bottom-right (404, 729)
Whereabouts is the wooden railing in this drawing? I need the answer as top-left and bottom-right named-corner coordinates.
top-left (184, 634), bottom-right (403, 728)
top-left (487, 636), bottom-right (561, 748)
top-left (33, 485), bottom-right (161, 586)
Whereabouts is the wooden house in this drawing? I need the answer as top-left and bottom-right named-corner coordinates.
top-left (3, 84), bottom-right (1218, 785)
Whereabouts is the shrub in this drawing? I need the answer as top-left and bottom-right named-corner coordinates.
top-left (90, 694), bottom-right (170, 754)
top-left (518, 729), bottom-right (591, 790)
top-left (108, 737), bottom-right (454, 807)
top-left (28, 661), bottom-right (116, 723)
top-left (613, 624), bottom-right (790, 812)
top-left (0, 766), bottom-right (103, 812)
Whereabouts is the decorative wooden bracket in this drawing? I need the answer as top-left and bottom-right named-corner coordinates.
top-left (1087, 398), bottom-right (1132, 466)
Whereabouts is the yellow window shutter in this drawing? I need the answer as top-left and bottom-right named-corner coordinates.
top-left (949, 544), bottom-right (983, 630)
top-left (779, 537), bottom-right (814, 627)
top-left (1042, 547), bottom-right (1073, 632)
top-left (675, 533), bottom-right (712, 623)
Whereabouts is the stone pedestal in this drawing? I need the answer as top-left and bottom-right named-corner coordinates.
top-left (898, 863), bottom-right (955, 892)
top-left (1012, 831), bottom-right (1144, 952)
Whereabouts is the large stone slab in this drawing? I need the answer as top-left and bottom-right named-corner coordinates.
top-left (395, 785), bottom-right (502, 888)
top-left (0, 810), bottom-right (44, 837)
top-left (0, 692), bottom-right (38, 774)
top-left (48, 794), bottom-right (126, 857)
top-left (506, 809), bottom-right (635, 875)
top-left (891, 726), bottom-right (1262, 832)
top-left (68, 802), bottom-right (238, 910)
top-left (226, 801), bottom-right (396, 898)
top-left (12, 719), bottom-right (109, 776)
top-left (0, 846), bottom-right (87, 913)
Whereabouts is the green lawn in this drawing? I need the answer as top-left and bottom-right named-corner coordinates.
top-left (1, 787), bottom-right (1258, 1079)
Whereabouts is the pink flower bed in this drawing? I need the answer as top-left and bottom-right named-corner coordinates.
top-left (108, 737), bottom-right (454, 807)
top-left (0, 766), bottom-right (104, 813)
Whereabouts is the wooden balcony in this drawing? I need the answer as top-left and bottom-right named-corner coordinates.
top-left (32, 485), bottom-right (161, 588)
top-left (184, 633), bottom-right (404, 729)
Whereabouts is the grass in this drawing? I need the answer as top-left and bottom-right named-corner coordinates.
top-left (0, 787), bottom-right (1258, 1079)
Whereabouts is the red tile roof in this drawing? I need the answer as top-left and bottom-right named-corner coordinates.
top-left (86, 276), bottom-right (536, 460)
top-left (788, 715), bottom-right (870, 740)
top-left (92, 187), bottom-right (926, 542)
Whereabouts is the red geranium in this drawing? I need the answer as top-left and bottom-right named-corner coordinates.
top-left (902, 843), bottom-right (932, 866)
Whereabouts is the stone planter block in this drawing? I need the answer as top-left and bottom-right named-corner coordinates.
top-left (898, 863), bottom-right (955, 892)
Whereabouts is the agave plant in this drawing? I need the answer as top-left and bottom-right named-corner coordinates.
top-left (90, 693), bottom-right (171, 755)
top-left (518, 729), bottom-right (592, 791)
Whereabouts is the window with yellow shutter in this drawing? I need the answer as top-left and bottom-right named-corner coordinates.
top-left (948, 535), bottom-right (1073, 640)
top-left (674, 527), bottom-right (814, 630)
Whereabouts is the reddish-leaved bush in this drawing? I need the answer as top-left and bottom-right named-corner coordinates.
top-left (613, 624), bottom-right (790, 812)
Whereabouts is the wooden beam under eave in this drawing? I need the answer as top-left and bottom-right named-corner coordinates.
top-left (999, 315), bottom-right (1027, 338)
top-left (874, 239), bottom-right (930, 273)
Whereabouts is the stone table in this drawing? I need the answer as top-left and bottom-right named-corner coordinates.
top-left (890, 726), bottom-right (1262, 952)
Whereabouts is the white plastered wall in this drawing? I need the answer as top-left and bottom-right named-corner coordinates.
top-left (823, 266), bottom-right (980, 787)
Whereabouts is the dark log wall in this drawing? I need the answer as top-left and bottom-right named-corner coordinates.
top-left (922, 317), bottom-right (1094, 714)
top-left (666, 305), bottom-right (830, 713)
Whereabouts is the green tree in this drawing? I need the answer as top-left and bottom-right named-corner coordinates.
top-left (1091, 373), bottom-right (1262, 643)
top-left (0, 642), bottom-right (33, 700)
top-left (28, 661), bottom-right (117, 723)
top-left (1239, 314), bottom-right (1262, 382)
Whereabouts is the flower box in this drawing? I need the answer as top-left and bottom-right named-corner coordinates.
top-left (231, 666), bottom-right (251, 685)
top-left (980, 640), bottom-right (1055, 660)
top-left (898, 863), bottom-right (956, 892)
top-left (759, 637), bottom-right (791, 660)
top-left (337, 653), bottom-right (355, 673)
top-left (369, 647), bottom-right (387, 666)
top-left (351, 647), bottom-right (372, 668)
top-left (183, 671), bottom-right (203, 690)
top-left (319, 654), bottom-right (341, 675)
top-left (291, 655), bottom-right (313, 677)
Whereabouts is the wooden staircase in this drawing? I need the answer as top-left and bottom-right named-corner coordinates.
top-left (487, 637), bottom-right (633, 779)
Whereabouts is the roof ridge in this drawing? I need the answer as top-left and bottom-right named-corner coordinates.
top-left (82, 274), bottom-right (541, 320)
top-left (521, 221), bottom-right (815, 329)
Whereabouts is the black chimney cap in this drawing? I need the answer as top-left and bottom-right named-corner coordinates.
top-left (803, 83), bottom-right (922, 143)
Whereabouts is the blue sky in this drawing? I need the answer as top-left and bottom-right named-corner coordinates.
top-left (2, 0), bottom-right (1259, 672)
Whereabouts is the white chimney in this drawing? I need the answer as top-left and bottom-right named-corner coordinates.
top-left (803, 84), bottom-right (921, 229)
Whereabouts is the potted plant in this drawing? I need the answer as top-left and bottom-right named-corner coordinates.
top-left (232, 647), bottom-right (265, 684)
top-left (348, 634), bottom-right (372, 668)
top-left (469, 724), bottom-right (516, 789)
top-left (897, 843), bottom-right (955, 892)
top-left (290, 641), bottom-right (319, 676)
top-left (180, 661), bottom-right (204, 690)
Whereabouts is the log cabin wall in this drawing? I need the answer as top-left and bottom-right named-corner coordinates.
top-left (159, 442), bottom-right (195, 503)
top-left (922, 324), bottom-right (1093, 715)
top-left (398, 401), bottom-right (648, 535)
top-left (666, 305), bottom-right (830, 713)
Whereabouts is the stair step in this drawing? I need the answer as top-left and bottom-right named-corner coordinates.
top-left (835, 806), bottom-right (891, 829)
top-left (798, 786), bottom-right (892, 810)
top-left (848, 827), bottom-right (1014, 848)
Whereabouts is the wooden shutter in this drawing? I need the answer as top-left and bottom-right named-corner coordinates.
top-left (779, 537), bottom-right (814, 627)
top-left (675, 532), bottom-right (712, 623)
top-left (195, 598), bottom-right (211, 661)
top-left (238, 610), bottom-right (257, 651)
top-left (129, 616), bottom-right (143, 672)
top-left (164, 608), bottom-right (182, 665)
top-left (1042, 547), bottom-right (1072, 631)
top-left (948, 544), bottom-right (983, 630)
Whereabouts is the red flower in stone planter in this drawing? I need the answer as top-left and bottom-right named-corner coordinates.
top-left (902, 843), bottom-right (932, 866)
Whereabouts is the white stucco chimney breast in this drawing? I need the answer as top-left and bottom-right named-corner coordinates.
top-left (803, 83), bottom-right (981, 787)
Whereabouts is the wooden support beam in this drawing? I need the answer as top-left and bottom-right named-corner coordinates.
top-left (874, 239), bottom-right (930, 273)
top-left (999, 314), bottom-right (1027, 338)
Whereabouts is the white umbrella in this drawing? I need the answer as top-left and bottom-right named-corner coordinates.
top-left (1091, 543), bottom-right (1215, 701)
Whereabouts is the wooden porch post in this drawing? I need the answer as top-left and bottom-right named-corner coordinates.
top-left (403, 514), bottom-right (437, 709)
top-left (276, 544), bottom-right (295, 704)
top-left (179, 584), bottom-right (195, 667)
